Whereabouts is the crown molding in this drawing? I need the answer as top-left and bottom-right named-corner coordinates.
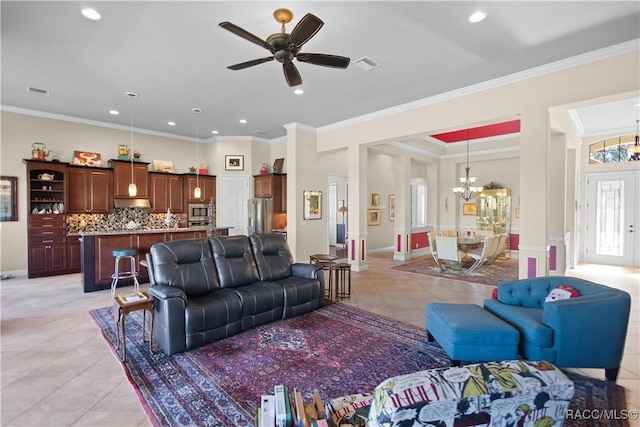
top-left (318, 40), bottom-right (639, 134)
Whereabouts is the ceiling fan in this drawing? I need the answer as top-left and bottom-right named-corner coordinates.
top-left (219, 8), bottom-right (350, 87)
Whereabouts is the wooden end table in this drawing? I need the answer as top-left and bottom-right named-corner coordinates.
top-left (114, 291), bottom-right (154, 362)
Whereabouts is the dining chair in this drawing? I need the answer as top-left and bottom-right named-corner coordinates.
top-left (427, 231), bottom-right (442, 269)
top-left (439, 229), bottom-right (457, 237)
top-left (474, 229), bottom-right (494, 237)
top-left (466, 235), bottom-right (497, 272)
top-left (434, 236), bottom-right (465, 270)
top-left (493, 234), bottom-right (507, 260)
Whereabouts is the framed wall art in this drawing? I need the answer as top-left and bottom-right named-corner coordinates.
top-left (0, 176), bottom-right (18, 221)
top-left (367, 208), bottom-right (381, 226)
top-left (370, 193), bottom-right (379, 206)
top-left (388, 194), bottom-right (396, 221)
top-left (303, 190), bottom-right (322, 220)
top-left (463, 203), bottom-right (478, 216)
top-left (225, 155), bottom-right (244, 171)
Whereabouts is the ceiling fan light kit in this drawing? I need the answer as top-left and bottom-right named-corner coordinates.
top-left (219, 9), bottom-right (350, 87)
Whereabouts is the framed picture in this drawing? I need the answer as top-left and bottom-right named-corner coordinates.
top-left (388, 194), bottom-right (396, 221)
top-left (272, 158), bottom-right (284, 173)
top-left (463, 203), bottom-right (478, 216)
top-left (303, 190), bottom-right (322, 220)
top-left (367, 208), bottom-right (381, 226)
top-left (225, 155), bottom-right (244, 171)
top-left (370, 193), bottom-right (379, 206)
top-left (153, 159), bottom-right (175, 173)
top-left (0, 176), bottom-right (18, 221)
top-left (71, 150), bottom-right (102, 167)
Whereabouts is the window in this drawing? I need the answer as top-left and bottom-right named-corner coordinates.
top-left (589, 134), bottom-right (636, 164)
top-left (410, 183), bottom-right (427, 227)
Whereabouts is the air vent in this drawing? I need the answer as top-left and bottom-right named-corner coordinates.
top-left (27, 86), bottom-right (49, 96)
top-left (251, 130), bottom-right (265, 135)
top-left (353, 56), bottom-right (380, 71)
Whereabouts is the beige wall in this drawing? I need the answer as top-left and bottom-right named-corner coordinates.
top-left (2, 49), bottom-right (639, 274)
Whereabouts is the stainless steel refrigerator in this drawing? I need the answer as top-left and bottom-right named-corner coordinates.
top-left (248, 198), bottom-right (273, 235)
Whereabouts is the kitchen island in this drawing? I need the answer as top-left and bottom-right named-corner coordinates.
top-left (77, 227), bottom-right (230, 293)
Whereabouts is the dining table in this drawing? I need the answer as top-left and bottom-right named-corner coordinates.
top-left (457, 236), bottom-right (485, 253)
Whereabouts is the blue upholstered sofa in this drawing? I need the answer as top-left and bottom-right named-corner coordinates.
top-left (483, 276), bottom-right (631, 381)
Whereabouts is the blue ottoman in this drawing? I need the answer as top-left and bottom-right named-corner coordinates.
top-left (426, 303), bottom-right (519, 365)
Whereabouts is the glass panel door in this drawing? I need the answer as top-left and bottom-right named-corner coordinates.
top-left (585, 171), bottom-right (638, 266)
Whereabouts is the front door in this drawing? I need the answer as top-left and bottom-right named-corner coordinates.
top-left (585, 171), bottom-right (639, 266)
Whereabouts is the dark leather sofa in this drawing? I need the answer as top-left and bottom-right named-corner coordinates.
top-left (146, 233), bottom-right (325, 355)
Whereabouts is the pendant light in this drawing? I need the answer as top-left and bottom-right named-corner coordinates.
top-left (452, 129), bottom-right (483, 201)
top-left (193, 108), bottom-right (202, 199)
top-left (125, 91), bottom-right (139, 197)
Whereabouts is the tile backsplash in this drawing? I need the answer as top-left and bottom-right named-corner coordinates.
top-left (67, 208), bottom-right (182, 233)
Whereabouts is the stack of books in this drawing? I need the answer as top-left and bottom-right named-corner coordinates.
top-left (258, 385), bottom-right (329, 427)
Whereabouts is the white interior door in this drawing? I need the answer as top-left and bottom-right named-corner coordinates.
top-left (219, 175), bottom-right (249, 236)
top-left (585, 171), bottom-right (639, 266)
top-left (328, 183), bottom-right (337, 245)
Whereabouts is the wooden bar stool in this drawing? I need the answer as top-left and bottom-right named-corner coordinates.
top-left (335, 263), bottom-right (351, 299)
top-left (110, 248), bottom-right (140, 296)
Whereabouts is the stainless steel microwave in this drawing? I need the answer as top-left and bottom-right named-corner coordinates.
top-left (188, 203), bottom-right (209, 221)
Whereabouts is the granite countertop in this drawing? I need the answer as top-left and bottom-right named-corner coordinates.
top-left (72, 226), bottom-right (230, 236)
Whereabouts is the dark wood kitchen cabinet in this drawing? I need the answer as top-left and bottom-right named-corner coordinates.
top-left (24, 160), bottom-right (70, 278)
top-left (67, 166), bottom-right (113, 213)
top-left (254, 174), bottom-right (287, 212)
top-left (149, 172), bottom-right (184, 213)
top-left (110, 159), bottom-right (149, 199)
top-left (184, 174), bottom-right (216, 204)
top-left (28, 214), bottom-right (67, 277)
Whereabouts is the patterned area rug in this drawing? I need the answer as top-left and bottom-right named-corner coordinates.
top-left (90, 303), bottom-right (627, 427)
top-left (391, 255), bottom-right (519, 286)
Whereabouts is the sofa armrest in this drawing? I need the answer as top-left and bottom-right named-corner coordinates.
top-left (543, 292), bottom-right (630, 367)
top-left (292, 263), bottom-right (323, 279)
top-left (148, 284), bottom-right (188, 304)
top-left (147, 284), bottom-right (189, 355)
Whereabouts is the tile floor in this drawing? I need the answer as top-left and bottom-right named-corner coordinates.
top-left (1, 253), bottom-right (638, 426)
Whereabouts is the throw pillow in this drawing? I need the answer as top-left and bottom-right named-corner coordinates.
top-left (545, 284), bottom-right (580, 303)
top-left (491, 288), bottom-right (498, 300)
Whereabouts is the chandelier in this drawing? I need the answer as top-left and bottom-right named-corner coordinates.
top-left (452, 129), bottom-right (483, 201)
top-left (630, 119), bottom-right (640, 161)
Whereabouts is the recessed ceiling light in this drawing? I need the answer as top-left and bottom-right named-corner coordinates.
top-left (81, 8), bottom-right (101, 21)
top-left (294, 89), bottom-right (304, 95)
top-left (109, 110), bottom-right (119, 115)
top-left (167, 121), bottom-right (176, 126)
top-left (239, 119), bottom-right (247, 124)
top-left (211, 130), bottom-right (219, 135)
top-left (468, 11), bottom-right (487, 23)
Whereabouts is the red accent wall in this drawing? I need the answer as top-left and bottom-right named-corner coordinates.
top-left (411, 232), bottom-right (429, 250)
top-left (431, 120), bottom-right (521, 143)
top-left (510, 233), bottom-right (519, 251)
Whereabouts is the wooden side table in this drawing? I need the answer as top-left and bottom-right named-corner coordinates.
top-left (310, 254), bottom-right (338, 301)
top-left (114, 291), bottom-right (154, 362)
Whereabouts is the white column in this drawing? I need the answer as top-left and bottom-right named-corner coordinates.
top-left (393, 156), bottom-right (411, 261)
top-left (518, 108), bottom-right (550, 278)
top-left (547, 133), bottom-right (568, 275)
top-left (347, 144), bottom-right (368, 271)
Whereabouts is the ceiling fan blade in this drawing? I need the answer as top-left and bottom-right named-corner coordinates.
top-left (283, 63), bottom-right (302, 87)
top-left (219, 22), bottom-right (275, 53)
top-left (287, 13), bottom-right (323, 49)
top-left (227, 57), bottom-right (274, 70)
top-left (296, 53), bottom-right (350, 69)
